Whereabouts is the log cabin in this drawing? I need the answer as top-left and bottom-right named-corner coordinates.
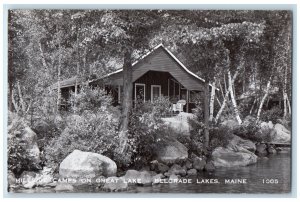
top-left (53, 44), bottom-right (212, 113)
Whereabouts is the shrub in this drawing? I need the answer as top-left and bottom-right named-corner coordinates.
top-left (8, 113), bottom-right (41, 176)
top-left (233, 120), bottom-right (271, 143)
top-left (69, 85), bottom-right (113, 114)
top-left (209, 126), bottom-right (234, 149)
top-left (127, 100), bottom-right (177, 169)
top-left (44, 108), bottom-right (120, 170)
top-left (260, 106), bottom-right (283, 124)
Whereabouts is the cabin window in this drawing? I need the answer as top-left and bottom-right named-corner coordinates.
top-left (135, 83), bottom-right (146, 102)
top-left (151, 85), bottom-right (161, 102)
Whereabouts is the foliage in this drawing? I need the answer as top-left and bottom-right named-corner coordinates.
top-left (69, 85), bottom-right (113, 114)
top-left (187, 118), bottom-right (206, 156)
top-left (260, 106), bottom-right (283, 124)
top-left (209, 126), bottom-right (234, 149)
top-left (44, 108), bottom-right (120, 170)
top-left (8, 135), bottom-right (34, 177)
top-left (8, 114), bottom-right (40, 176)
top-left (233, 120), bottom-right (271, 143)
top-left (126, 101), bottom-right (176, 169)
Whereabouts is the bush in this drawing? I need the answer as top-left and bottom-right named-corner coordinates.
top-left (260, 106), bottom-right (283, 124)
top-left (44, 108), bottom-right (120, 170)
top-left (69, 85), bottom-right (113, 114)
top-left (209, 126), bottom-right (234, 149)
top-left (233, 120), bottom-right (271, 143)
top-left (44, 86), bottom-right (121, 170)
top-left (127, 100), bottom-right (176, 169)
top-left (134, 96), bottom-right (172, 118)
top-left (8, 113), bottom-right (40, 176)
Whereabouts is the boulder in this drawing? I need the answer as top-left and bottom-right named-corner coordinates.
top-left (155, 139), bottom-right (188, 164)
top-left (169, 174), bottom-right (179, 180)
top-left (8, 171), bottom-right (16, 188)
top-left (55, 182), bottom-right (74, 192)
top-left (8, 112), bottom-right (41, 167)
top-left (103, 177), bottom-right (128, 192)
top-left (184, 160), bottom-right (193, 170)
top-left (123, 170), bottom-right (154, 186)
top-left (152, 173), bottom-right (164, 184)
top-left (19, 167), bottom-right (55, 189)
top-left (204, 161), bottom-right (215, 172)
top-left (192, 157), bottom-right (206, 171)
top-left (267, 145), bottom-right (277, 154)
top-left (256, 143), bottom-right (268, 155)
top-left (187, 169), bottom-right (197, 176)
top-left (221, 119), bottom-right (239, 130)
top-left (150, 160), bottom-right (169, 174)
top-left (168, 164), bottom-right (186, 176)
top-left (228, 135), bottom-right (256, 153)
top-left (59, 150), bottom-right (117, 178)
top-left (212, 147), bottom-right (257, 168)
top-left (271, 124), bottom-right (291, 143)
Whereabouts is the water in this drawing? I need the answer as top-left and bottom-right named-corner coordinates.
top-left (13, 152), bottom-right (291, 194)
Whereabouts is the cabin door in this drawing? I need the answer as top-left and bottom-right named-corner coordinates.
top-left (135, 83), bottom-right (146, 102)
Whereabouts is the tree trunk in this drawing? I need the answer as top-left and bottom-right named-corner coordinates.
top-left (39, 41), bottom-right (49, 70)
top-left (119, 49), bottom-right (133, 153)
top-left (215, 68), bottom-right (241, 123)
top-left (17, 81), bottom-right (26, 113)
top-left (57, 42), bottom-right (62, 111)
top-left (12, 89), bottom-right (19, 113)
top-left (74, 27), bottom-right (80, 107)
top-left (9, 82), bottom-right (13, 112)
top-left (228, 71), bottom-right (242, 124)
top-left (209, 79), bottom-right (216, 122)
top-left (203, 80), bottom-right (210, 150)
top-left (249, 98), bottom-right (257, 115)
top-left (257, 78), bottom-right (271, 121)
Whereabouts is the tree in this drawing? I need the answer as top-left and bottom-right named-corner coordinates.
top-left (98, 10), bottom-right (162, 154)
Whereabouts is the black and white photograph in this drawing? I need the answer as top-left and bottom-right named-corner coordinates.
top-left (6, 8), bottom-right (293, 194)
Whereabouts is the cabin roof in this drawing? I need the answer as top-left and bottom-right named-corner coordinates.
top-left (100, 43), bottom-right (207, 84)
top-left (52, 43), bottom-right (216, 90)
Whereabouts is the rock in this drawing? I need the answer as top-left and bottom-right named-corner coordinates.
top-left (55, 182), bottom-right (74, 192)
top-left (204, 161), bottom-right (215, 172)
top-left (19, 167), bottom-right (55, 188)
top-left (152, 174), bottom-right (164, 185)
top-left (59, 150), bottom-right (117, 178)
top-left (157, 163), bottom-right (169, 173)
top-left (187, 169), bottom-right (197, 176)
top-left (169, 174), bottom-right (179, 180)
top-left (212, 147), bottom-right (257, 167)
top-left (272, 124), bottom-right (291, 143)
top-left (123, 170), bottom-right (154, 186)
top-left (168, 164), bottom-right (186, 176)
top-left (256, 143), bottom-right (268, 155)
top-left (268, 121), bottom-right (274, 129)
top-left (267, 145), bottom-right (277, 154)
top-left (139, 171), bottom-right (153, 186)
top-left (103, 177), bottom-right (128, 192)
top-left (243, 116), bottom-right (256, 127)
top-left (192, 157), bottom-right (206, 171)
top-left (8, 112), bottom-right (41, 166)
top-left (184, 160), bottom-right (193, 170)
top-left (155, 139), bottom-right (188, 164)
top-left (20, 171), bottom-right (38, 189)
top-left (8, 171), bottom-right (16, 188)
top-left (150, 160), bottom-right (169, 173)
top-left (221, 119), bottom-right (239, 130)
top-left (228, 135), bottom-right (256, 153)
